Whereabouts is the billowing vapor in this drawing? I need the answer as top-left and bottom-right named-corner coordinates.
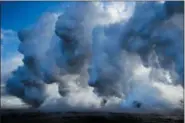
top-left (4, 1), bottom-right (184, 112)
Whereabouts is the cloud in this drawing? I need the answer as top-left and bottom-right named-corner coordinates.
top-left (1, 29), bottom-right (23, 82)
top-left (1, 95), bottom-right (29, 109)
top-left (1, 54), bottom-right (23, 83)
top-left (1, 28), bottom-right (21, 60)
top-left (1, 29), bottom-right (18, 41)
top-left (1, 54), bottom-right (23, 74)
top-left (1, 28), bottom-right (23, 82)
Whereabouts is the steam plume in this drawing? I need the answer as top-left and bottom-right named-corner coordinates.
top-left (5, 1), bottom-right (184, 112)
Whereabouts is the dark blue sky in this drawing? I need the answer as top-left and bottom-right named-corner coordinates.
top-left (1, 1), bottom-right (64, 31)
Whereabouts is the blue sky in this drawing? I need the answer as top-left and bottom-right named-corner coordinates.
top-left (1, 1), bottom-right (67, 60)
top-left (2, 1), bottom-right (63, 30)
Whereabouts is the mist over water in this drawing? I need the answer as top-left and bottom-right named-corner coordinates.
top-left (3, 1), bottom-right (184, 113)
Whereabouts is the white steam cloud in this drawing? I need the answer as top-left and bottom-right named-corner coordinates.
top-left (4, 1), bottom-right (184, 113)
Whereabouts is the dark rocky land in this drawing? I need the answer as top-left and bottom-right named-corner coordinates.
top-left (1, 108), bottom-right (184, 123)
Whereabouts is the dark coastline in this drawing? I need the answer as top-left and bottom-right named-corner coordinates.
top-left (1, 109), bottom-right (184, 123)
